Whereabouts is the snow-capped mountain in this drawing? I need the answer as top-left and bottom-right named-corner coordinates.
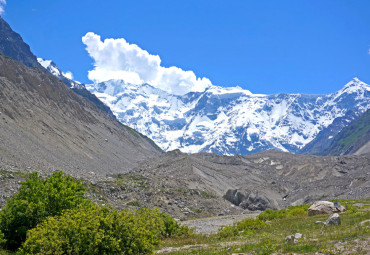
top-left (37, 58), bottom-right (85, 89)
top-left (86, 78), bottom-right (370, 155)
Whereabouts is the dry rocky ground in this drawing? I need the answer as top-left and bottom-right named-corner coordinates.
top-left (1, 149), bottom-right (370, 221)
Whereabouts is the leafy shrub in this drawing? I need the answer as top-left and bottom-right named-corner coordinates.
top-left (217, 225), bottom-right (239, 239)
top-left (286, 207), bottom-right (306, 217)
top-left (258, 204), bottom-right (309, 221)
top-left (157, 212), bottom-right (193, 238)
top-left (159, 212), bottom-right (181, 237)
top-left (0, 171), bottom-right (89, 250)
top-left (258, 208), bottom-right (287, 221)
top-left (20, 206), bottom-right (171, 255)
top-left (217, 218), bottom-right (266, 239)
top-left (0, 230), bottom-right (5, 246)
top-left (237, 218), bottom-right (267, 232)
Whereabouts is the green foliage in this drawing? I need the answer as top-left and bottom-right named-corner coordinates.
top-left (0, 171), bottom-right (89, 250)
top-left (0, 230), bottom-right (5, 246)
top-left (159, 212), bottom-right (181, 237)
top-left (216, 225), bottom-right (239, 239)
top-left (163, 202), bottom-right (370, 255)
top-left (258, 204), bottom-right (309, 221)
top-left (286, 207), bottom-right (306, 217)
top-left (217, 218), bottom-right (266, 239)
top-left (257, 208), bottom-right (287, 221)
top-left (236, 218), bottom-right (267, 232)
top-left (20, 206), bottom-right (187, 255)
top-left (124, 125), bottom-right (140, 138)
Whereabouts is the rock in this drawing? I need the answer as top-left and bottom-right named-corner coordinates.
top-left (224, 189), bottom-right (245, 206)
top-left (285, 233), bottom-right (302, 244)
top-left (325, 213), bottom-right (341, 226)
top-left (285, 235), bottom-right (295, 244)
top-left (294, 233), bottom-right (302, 239)
top-left (307, 201), bottom-right (346, 216)
top-left (239, 192), bottom-right (271, 211)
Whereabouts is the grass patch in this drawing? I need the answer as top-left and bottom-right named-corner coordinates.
top-left (124, 125), bottom-right (140, 138)
top-left (161, 200), bottom-right (370, 254)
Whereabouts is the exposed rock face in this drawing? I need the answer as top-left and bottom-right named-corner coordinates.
top-left (325, 213), bottom-right (341, 226)
top-left (224, 189), bottom-right (245, 206)
top-left (224, 189), bottom-right (273, 211)
top-left (0, 17), bottom-right (43, 69)
top-left (239, 193), bottom-right (272, 211)
top-left (308, 201), bottom-right (346, 216)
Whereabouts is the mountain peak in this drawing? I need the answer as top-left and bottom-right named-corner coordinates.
top-left (0, 17), bottom-right (43, 69)
top-left (88, 77), bottom-right (370, 155)
top-left (37, 57), bottom-right (84, 89)
top-left (336, 78), bottom-right (370, 97)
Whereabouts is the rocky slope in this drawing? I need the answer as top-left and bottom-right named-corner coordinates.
top-left (70, 149), bottom-right (369, 219)
top-left (322, 109), bottom-right (370, 156)
top-left (0, 54), bottom-right (161, 177)
top-left (2, 149), bottom-right (369, 220)
top-left (299, 110), bottom-right (362, 155)
top-left (37, 58), bottom-right (114, 116)
top-left (86, 78), bottom-right (370, 155)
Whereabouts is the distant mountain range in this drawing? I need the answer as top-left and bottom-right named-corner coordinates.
top-left (85, 78), bottom-right (370, 155)
top-left (0, 15), bottom-right (369, 216)
top-left (2, 15), bottom-right (368, 157)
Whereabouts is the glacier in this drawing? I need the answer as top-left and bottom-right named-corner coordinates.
top-left (85, 78), bottom-right (370, 155)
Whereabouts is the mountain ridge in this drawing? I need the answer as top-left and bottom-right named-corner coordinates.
top-left (0, 17), bottom-right (43, 69)
top-left (322, 109), bottom-right (370, 156)
top-left (86, 77), bottom-right (370, 155)
top-left (0, 53), bottom-right (161, 176)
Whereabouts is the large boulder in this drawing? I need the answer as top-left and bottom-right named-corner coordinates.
top-left (224, 189), bottom-right (272, 211)
top-left (224, 189), bottom-right (245, 206)
top-left (307, 201), bottom-right (346, 216)
top-left (239, 192), bottom-right (270, 211)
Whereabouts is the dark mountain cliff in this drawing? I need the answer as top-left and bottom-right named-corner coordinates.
top-left (0, 17), bottom-right (42, 69)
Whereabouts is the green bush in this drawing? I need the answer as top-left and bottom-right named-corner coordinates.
top-left (217, 218), bottom-right (266, 239)
top-left (258, 204), bottom-right (309, 221)
top-left (0, 171), bottom-right (89, 250)
top-left (20, 206), bottom-right (170, 255)
top-left (158, 212), bottom-right (193, 238)
top-left (217, 225), bottom-right (239, 239)
top-left (286, 207), bottom-right (306, 217)
top-left (0, 230), bottom-right (5, 246)
top-left (236, 218), bottom-right (267, 232)
top-left (258, 208), bottom-right (287, 221)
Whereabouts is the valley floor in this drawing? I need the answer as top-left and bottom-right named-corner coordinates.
top-left (156, 199), bottom-right (370, 254)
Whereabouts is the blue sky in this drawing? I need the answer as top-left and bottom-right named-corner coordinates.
top-left (2, 0), bottom-right (370, 94)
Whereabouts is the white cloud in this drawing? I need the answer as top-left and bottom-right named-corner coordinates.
top-left (62, 71), bottom-right (73, 80)
top-left (82, 32), bottom-right (212, 95)
top-left (0, 0), bottom-right (6, 15)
